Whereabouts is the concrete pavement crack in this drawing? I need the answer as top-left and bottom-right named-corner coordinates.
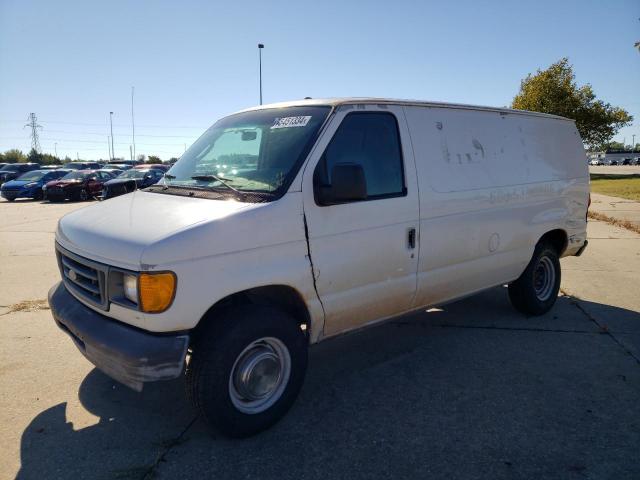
top-left (561, 289), bottom-right (640, 366)
top-left (141, 416), bottom-right (198, 480)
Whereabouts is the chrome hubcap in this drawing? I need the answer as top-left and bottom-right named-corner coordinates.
top-left (534, 256), bottom-right (555, 301)
top-left (229, 337), bottom-right (290, 414)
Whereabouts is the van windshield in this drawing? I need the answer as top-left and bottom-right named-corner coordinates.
top-left (161, 106), bottom-right (330, 199)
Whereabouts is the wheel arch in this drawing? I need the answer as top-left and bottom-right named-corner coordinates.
top-left (538, 228), bottom-right (568, 256)
top-left (192, 284), bottom-right (312, 343)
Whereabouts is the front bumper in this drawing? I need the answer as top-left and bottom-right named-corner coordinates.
top-left (48, 281), bottom-right (189, 391)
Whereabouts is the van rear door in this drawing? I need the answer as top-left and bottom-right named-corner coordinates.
top-left (302, 105), bottom-right (420, 337)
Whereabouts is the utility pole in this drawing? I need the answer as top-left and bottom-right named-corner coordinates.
top-left (107, 136), bottom-right (111, 161)
top-left (54, 142), bottom-right (58, 157)
top-left (130, 145), bottom-right (133, 162)
top-left (633, 134), bottom-right (636, 151)
top-left (131, 86), bottom-right (136, 161)
top-left (109, 112), bottom-right (115, 161)
top-left (258, 43), bottom-right (264, 105)
top-left (24, 113), bottom-right (42, 153)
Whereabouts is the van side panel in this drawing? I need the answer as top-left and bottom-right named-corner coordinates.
top-left (403, 106), bottom-right (588, 308)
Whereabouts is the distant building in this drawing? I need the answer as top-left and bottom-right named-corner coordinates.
top-left (587, 150), bottom-right (640, 165)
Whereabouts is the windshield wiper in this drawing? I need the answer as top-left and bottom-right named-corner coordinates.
top-left (190, 174), bottom-right (243, 197)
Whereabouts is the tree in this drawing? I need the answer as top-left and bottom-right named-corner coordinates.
top-left (512, 58), bottom-right (632, 149)
top-left (168, 157), bottom-right (179, 163)
top-left (3, 149), bottom-right (27, 163)
top-left (27, 148), bottom-right (43, 164)
top-left (146, 155), bottom-right (162, 164)
top-left (40, 153), bottom-right (61, 165)
top-left (136, 154), bottom-right (146, 162)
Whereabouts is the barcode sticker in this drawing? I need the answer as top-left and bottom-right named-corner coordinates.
top-left (270, 116), bottom-right (312, 129)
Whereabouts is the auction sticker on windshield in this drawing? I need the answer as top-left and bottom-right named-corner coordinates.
top-left (271, 116), bottom-right (311, 129)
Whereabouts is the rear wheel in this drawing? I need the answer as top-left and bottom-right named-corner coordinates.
top-left (508, 242), bottom-right (561, 316)
top-left (186, 305), bottom-right (307, 438)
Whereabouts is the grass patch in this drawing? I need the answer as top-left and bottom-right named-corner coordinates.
top-left (590, 176), bottom-right (640, 201)
top-left (588, 211), bottom-right (640, 235)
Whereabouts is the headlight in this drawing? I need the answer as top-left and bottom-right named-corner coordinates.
top-left (139, 272), bottom-right (176, 313)
top-left (123, 274), bottom-right (138, 303)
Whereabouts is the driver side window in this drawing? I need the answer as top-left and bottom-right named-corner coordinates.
top-left (314, 112), bottom-right (405, 205)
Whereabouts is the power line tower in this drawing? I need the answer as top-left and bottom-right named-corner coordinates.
top-left (24, 113), bottom-right (42, 153)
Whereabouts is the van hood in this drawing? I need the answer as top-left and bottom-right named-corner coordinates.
top-left (56, 190), bottom-right (255, 268)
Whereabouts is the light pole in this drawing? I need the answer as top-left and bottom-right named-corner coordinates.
top-left (258, 43), bottom-right (264, 105)
top-left (633, 134), bottom-right (636, 152)
top-left (109, 112), bottom-right (115, 161)
top-left (54, 142), bottom-right (57, 157)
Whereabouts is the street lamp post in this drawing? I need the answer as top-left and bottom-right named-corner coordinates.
top-left (633, 134), bottom-right (636, 152)
top-left (54, 142), bottom-right (57, 158)
top-left (109, 112), bottom-right (115, 161)
top-left (258, 43), bottom-right (264, 105)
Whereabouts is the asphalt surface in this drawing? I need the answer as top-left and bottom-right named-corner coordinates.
top-left (1, 196), bottom-right (639, 480)
top-left (589, 165), bottom-right (640, 175)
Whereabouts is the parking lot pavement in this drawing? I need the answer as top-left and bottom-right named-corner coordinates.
top-left (590, 193), bottom-right (640, 228)
top-left (589, 165), bottom-right (640, 175)
top-left (0, 203), bottom-right (639, 479)
top-left (0, 199), bottom-right (87, 311)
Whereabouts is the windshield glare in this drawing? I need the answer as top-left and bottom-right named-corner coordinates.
top-left (0, 165), bottom-right (23, 172)
top-left (16, 171), bottom-right (45, 181)
top-left (164, 106), bottom-right (330, 195)
top-left (118, 170), bottom-right (146, 179)
top-left (61, 171), bottom-right (88, 181)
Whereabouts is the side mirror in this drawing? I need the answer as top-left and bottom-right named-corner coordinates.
top-left (317, 163), bottom-right (367, 205)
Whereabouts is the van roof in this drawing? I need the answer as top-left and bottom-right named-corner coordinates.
top-left (237, 97), bottom-right (572, 122)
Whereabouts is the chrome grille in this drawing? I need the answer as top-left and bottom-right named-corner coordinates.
top-left (56, 244), bottom-right (108, 310)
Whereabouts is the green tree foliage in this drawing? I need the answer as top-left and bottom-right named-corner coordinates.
top-left (27, 148), bottom-right (42, 163)
top-left (146, 155), bottom-right (162, 164)
top-left (512, 58), bottom-right (632, 149)
top-left (40, 153), bottom-right (61, 165)
top-left (3, 149), bottom-right (27, 163)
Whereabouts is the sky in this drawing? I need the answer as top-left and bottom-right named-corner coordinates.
top-left (0, 0), bottom-right (639, 160)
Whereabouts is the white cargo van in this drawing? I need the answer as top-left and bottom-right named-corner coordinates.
top-left (49, 98), bottom-right (589, 437)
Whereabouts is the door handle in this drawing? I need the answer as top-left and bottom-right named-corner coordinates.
top-left (407, 227), bottom-right (416, 249)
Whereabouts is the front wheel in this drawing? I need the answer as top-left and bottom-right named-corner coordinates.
top-left (508, 242), bottom-right (561, 316)
top-left (186, 305), bottom-right (308, 438)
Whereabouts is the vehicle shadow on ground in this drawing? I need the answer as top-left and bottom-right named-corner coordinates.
top-left (16, 288), bottom-right (640, 480)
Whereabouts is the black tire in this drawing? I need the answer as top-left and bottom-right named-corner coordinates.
top-left (5, 197), bottom-right (15, 202)
top-left (186, 305), bottom-right (308, 438)
top-left (79, 189), bottom-right (89, 201)
top-left (508, 242), bottom-right (561, 316)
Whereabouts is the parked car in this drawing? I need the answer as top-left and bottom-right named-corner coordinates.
top-left (44, 170), bottom-right (113, 202)
top-left (101, 168), bottom-right (164, 199)
top-left (103, 163), bottom-right (133, 171)
top-left (0, 163), bottom-right (7, 170)
top-left (0, 163), bottom-right (41, 186)
top-left (622, 158), bottom-right (632, 165)
top-left (63, 161), bottom-right (103, 170)
top-left (40, 165), bottom-right (64, 170)
top-left (1, 169), bottom-right (70, 201)
top-left (134, 163), bottom-right (170, 172)
top-left (589, 158), bottom-right (600, 166)
top-left (48, 98), bottom-right (589, 438)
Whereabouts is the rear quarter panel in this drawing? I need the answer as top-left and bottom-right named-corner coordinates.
top-left (403, 106), bottom-right (588, 307)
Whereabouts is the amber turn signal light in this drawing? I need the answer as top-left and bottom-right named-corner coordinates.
top-left (139, 272), bottom-right (176, 313)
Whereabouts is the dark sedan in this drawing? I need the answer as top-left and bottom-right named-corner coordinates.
top-left (1, 169), bottom-right (70, 201)
top-left (0, 163), bottom-right (41, 186)
top-left (101, 168), bottom-right (164, 199)
top-left (45, 170), bottom-right (114, 202)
